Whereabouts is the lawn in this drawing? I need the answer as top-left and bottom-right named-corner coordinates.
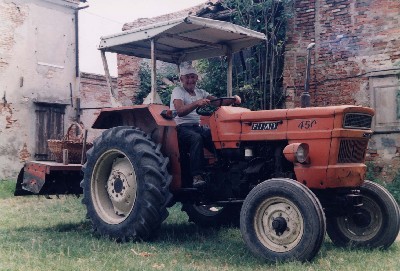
top-left (0, 180), bottom-right (399, 271)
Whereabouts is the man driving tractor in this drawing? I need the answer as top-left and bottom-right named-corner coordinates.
top-left (170, 62), bottom-right (241, 188)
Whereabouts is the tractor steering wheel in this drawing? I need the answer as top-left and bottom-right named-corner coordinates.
top-left (196, 97), bottom-right (237, 116)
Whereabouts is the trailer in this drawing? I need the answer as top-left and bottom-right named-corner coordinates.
top-left (15, 161), bottom-right (82, 196)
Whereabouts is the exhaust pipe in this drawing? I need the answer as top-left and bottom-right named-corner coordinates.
top-left (301, 43), bottom-right (315, 108)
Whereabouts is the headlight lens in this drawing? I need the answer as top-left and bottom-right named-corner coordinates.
top-left (295, 144), bottom-right (309, 164)
top-left (283, 143), bottom-right (310, 164)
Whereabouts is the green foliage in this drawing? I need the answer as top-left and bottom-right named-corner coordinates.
top-left (135, 63), bottom-right (152, 104)
top-left (238, 84), bottom-right (263, 110)
top-left (222, 0), bottom-right (294, 33)
top-left (365, 162), bottom-right (382, 183)
top-left (196, 58), bottom-right (227, 97)
top-left (135, 62), bottom-right (179, 105)
top-left (366, 162), bottom-right (400, 204)
top-left (197, 0), bottom-right (295, 110)
top-left (196, 57), bottom-right (263, 110)
top-left (385, 173), bottom-right (400, 204)
top-left (135, 1), bottom-right (295, 110)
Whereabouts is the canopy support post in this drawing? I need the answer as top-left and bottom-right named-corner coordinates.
top-left (101, 50), bottom-right (119, 106)
top-left (227, 50), bottom-right (233, 97)
top-left (143, 39), bottom-right (162, 104)
top-left (151, 38), bottom-right (157, 102)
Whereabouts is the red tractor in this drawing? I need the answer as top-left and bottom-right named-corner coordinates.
top-left (18, 16), bottom-right (400, 262)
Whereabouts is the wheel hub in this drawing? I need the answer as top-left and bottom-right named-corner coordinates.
top-left (336, 196), bottom-right (382, 241)
top-left (272, 217), bottom-right (288, 235)
top-left (352, 210), bottom-right (372, 228)
top-left (99, 156), bottom-right (137, 218)
top-left (256, 197), bottom-right (304, 253)
top-left (113, 177), bottom-right (124, 194)
top-left (107, 170), bottom-right (129, 202)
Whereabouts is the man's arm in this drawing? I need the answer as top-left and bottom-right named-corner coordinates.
top-left (173, 98), bottom-right (210, 117)
top-left (207, 95), bottom-right (242, 106)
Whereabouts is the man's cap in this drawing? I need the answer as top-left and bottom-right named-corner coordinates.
top-left (179, 62), bottom-right (198, 76)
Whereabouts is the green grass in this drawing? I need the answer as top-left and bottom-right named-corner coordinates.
top-left (0, 180), bottom-right (17, 199)
top-left (0, 179), bottom-right (399, 271)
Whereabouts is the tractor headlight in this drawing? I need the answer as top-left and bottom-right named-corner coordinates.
top-left (295, 144), bottom-right (309, 163)
top-left (283, 143), bottom-right (310, 164)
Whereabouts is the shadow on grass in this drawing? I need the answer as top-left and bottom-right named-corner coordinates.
top-left (158, 222), bottom-right (220, 241)
top-left (53, 220), bottom-right (92, 232)
top-left (13, 220), bottom-right (92, 235)
top-left (11, 218), bottom-right (267, 265)
top-left (11, 215), bottom-right (389, 267)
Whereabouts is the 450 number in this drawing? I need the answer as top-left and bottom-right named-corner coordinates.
top-left (298, 120), bottom-right (317, 129)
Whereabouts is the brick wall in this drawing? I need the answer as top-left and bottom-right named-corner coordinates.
top-left (284, 0), bottom-right (400, 107)
top-left (80, 72), bottom-right (116, 108)
top-left (79, 72), bottom-right (117, 141)
top-left (117, 4), bottom-right (206, 103)
top-left (283, 0), bottom-right (400, 182)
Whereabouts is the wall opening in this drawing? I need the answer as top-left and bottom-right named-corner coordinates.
top-left (369, 72), bottom-right (400, 133)
top-left (34, 103), bottom-right (66, 161)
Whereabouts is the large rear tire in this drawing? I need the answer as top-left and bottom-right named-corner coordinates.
top-left (240, 178), bottom-right (326, 262)
top-left (327, 180), bottom-right (400, 249)
top-left (81, 126), bottom-right (172, 241)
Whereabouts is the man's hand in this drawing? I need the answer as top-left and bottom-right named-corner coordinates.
top-left (196, 99), bottom-right (211, 107)
top-left (233, 95), bottom-right (241, 105)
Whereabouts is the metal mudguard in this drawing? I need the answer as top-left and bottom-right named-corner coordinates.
top-left (15, 161), bottom-right (82, 195)
top-left (91, 104), bottom-right (175, 130)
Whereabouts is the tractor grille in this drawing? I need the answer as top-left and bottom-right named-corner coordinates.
top-left (338, 139), bottom-right (368, 163)
top-left (343, 113), bottom-right (372, 129)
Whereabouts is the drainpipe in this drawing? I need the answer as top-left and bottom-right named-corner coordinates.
top-left (74, 5), bottom-right (89, 77)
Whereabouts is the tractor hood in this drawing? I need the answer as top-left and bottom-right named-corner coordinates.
top-left (98, 16), bottom-right (266, 63)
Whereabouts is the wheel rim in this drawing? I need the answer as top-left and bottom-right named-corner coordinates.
top-left (91, 149), bottom-right (137, 224)
top-left (193, 205), bottom-right (224, 217)
top-left (255, 196), bottom-right (304, 252)
top-left (336, 196), bottom-right (382, 241)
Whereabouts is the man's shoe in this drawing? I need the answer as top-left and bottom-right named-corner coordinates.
top-left (193, 175), bottom-right (206, 188)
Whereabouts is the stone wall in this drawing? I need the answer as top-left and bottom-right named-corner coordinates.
top-left (283, 0), bottom-right (400, 182)
top-left (0, 0), bottom-right (80, 179)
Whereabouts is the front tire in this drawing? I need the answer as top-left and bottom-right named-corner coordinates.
top-left (81, 127), bottom-right (172, 241)
top-left (240, 178), bottom-right (326, 262)
top-left (327, 180), bottom-right (400, 249)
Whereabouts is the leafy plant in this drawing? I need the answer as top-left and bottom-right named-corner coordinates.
top-left (365, 161), bottom-right (383, 183)
top-left (366, 162), bottom-right (400, 204)
top-left (196, 58), bottom-right (228, 97)
top-left (134, 1), bottom-right (295, 110)
top-left (385, 173), bottom-right (400, 204)
top-left (135, 62), bottom-right (179, 105)
top-left (196, 0), bottom-right (295, 110)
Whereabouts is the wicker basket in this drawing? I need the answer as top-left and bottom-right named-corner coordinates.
top-left (48, 122), bottom-right (93, 163)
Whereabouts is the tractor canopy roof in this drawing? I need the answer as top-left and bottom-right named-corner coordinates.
top-left (98, 16), bottom-right (266, 63)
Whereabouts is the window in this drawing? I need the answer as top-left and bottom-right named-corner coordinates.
top-left (369, 72), bottom-right (400, 133)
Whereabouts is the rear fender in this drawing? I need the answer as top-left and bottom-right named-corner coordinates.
top-left (91, 104), bottom-right (183, 191)
top-left (92, 104), bottom-right (174, 130)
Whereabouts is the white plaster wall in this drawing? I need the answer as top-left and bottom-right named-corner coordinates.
top-left (0, 0), bottom-right (79, 179)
